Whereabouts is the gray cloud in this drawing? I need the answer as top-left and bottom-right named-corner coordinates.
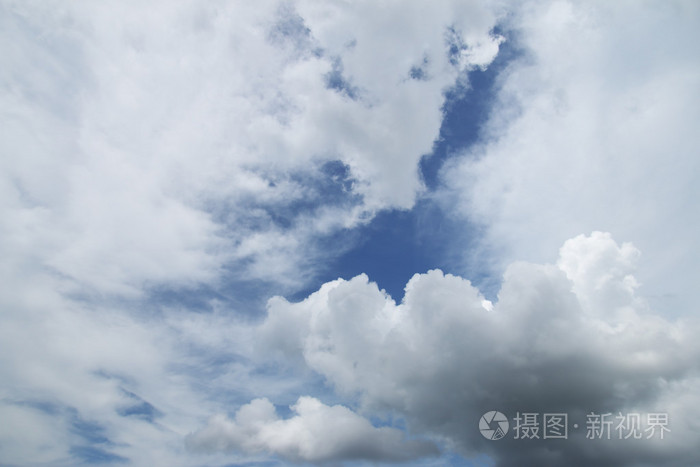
top-left (257, 232), bottom-right (700, 466)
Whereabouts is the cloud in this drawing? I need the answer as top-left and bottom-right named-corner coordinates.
top-left (443, 0), bottom-right (700, 314)
top-left (0, 0), bottom-right (504, 297)
top-left (257, 232), bottom-right (700, 466)
top-left (0, 2), bottom-right (505, 464)
top-left (186, 396), bottom-right (439, 463)
top-left (3, 1), bottom-right (697, 466)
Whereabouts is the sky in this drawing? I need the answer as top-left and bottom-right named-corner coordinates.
top-left (1, 1), bottom-right (699, 466)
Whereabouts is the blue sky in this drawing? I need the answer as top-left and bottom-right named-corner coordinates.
top-left (1, 1), bottom-right (700, 466)
top-left (294, 35), bottom-right (519, 305)
top-left (317, 37), bottom-right (515, 304)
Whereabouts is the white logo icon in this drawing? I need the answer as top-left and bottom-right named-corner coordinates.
top-left (480, 411), bottom-right (509, 440)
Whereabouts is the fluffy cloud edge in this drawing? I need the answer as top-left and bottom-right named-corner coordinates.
top-left (185, 396), bottom-right (439, 463)
top-left (252, 231), bottom-right (700, 466)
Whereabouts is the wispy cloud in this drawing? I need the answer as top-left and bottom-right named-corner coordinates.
top-left (2, 1), bottom-right (698, 466)
top-left (443, 0), bottom-right (700, 314)
top-left (0, 1), bottom-right (503, 465)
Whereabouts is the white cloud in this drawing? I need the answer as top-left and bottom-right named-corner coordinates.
top-left (5, 1), bottom-right (697, 466)
top-left (0, 403), bottom-right (70, 465)
top-left (557, 231), bottom-right (644, 318)
top-left (1, 0), bottom-right (505, 297)
top-left (186, 396), bottom-right (439, 463)
top-left (258, 232), bottom-right (700, 466)
top-left (443, 0), bottom-right (700, 315)
top-left (0, 2), bottom-right (505, 465)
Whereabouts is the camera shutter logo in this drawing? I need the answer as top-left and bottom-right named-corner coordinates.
top-left (480, 411), bottom-right (509, 440)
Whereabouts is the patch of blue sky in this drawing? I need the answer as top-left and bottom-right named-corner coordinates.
top-left (325, 57), bottom-right (361, 100)
top-left (116, 389), bottom-right (162, 423)
top-left (220, 462), bottom-right (284, 467)
top-left (162, 160), bottom-right (364, 314)
top-left (13, 399), bottom-right (114, 446)
top-left (146, 268), bottom-right (298, 319)
top-left (446, 26), bottom-right (470, 67)
top-left (368, 412), bottom-right (406, 429)
top-left (303, 29), bottom-right (521, 304)
top-left (70, 410), bottom-right (112, 445)
top-left (69, 445), bottom-right (128, 465)
top-left (11, 398), bottom-right (62, 416)
top-left (337, 453), bottom-right (481, 467)
top-left (409, 55), bottom-right (431, 81)
top-left (421, 26), bottom-right (519, 190)
top-left (269, 2), bottom-right (363, 100)
top-left (207, 160), bottom-right (360, 233)
top-left (252, 362), bottom-right (347, 412)
top-left (13, 399), bottom-right (128, 464)
top-left (294, 204), bottom-right (454, 303)
top-left (267, 3), bottom-right (310, 45)
top-left (267, 1), bottom-right (321, 58)
top-left (258, 160), bottom-right (359, 229)
top-left (345, 452), bottom-right (493, 467)
top-left (448, 453), bottom-right (496, 467)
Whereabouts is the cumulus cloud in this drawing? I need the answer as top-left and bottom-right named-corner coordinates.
top-left (258, 232), bottom-right (700, 466)
top-left (186, 396), bottom-right (438, 463)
